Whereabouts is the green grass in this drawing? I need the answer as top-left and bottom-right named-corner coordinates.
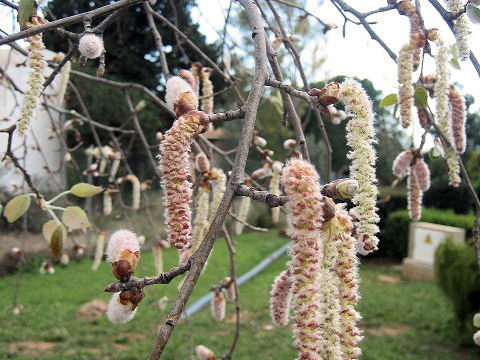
top-left (1, 232), bottom-right (479, 359)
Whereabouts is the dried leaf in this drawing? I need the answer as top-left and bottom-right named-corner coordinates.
top-left (49, 226), bottom-right (64, 260)
top-left (42, 220), bottom-right (67, 242)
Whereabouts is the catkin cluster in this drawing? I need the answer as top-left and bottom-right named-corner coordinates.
top-left (446, 0), bottom-right (471, 60)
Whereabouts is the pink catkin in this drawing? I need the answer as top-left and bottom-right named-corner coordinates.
top-left (105, 229), bottom-right (140, 263)
top-left (159, 110), bottom-right (209, 250)
top-left (270, 269), bottom-right (293, 326)
top-left (334, 207), bottom-right (362, 359)
top-left (417, 107), bottom-right (430, 129)
top-left (407, 169), bottom-right (423, 221)
top-left (178, 247), bottom-right (191, 266)
top-left (281, 159), bottom-right (326, 360)
top-left (211, 289), bottom-right (225, 321)
top-left (195, 152), bottom-right (210, 173)
top-left (392, 150), bottom-right (414, 178)
top-left (448, 85), bottom-right (466, 154)
top-left (412, 158), bottom-right (431, 192)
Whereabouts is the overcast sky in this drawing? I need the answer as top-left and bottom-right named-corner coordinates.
top-left (1, 0), bottom-right (479, 148)
top-left (193, 0), bottom-right (480, 148)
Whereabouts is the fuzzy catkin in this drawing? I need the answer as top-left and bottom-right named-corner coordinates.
top-left (448, 85), bottom-right (466, 154)
top-left (17, 19), bottom-right (46, 136)
top-left (211, 289), bottom-right (225, 321)
top-left (334, 206), bottom-right (362, 359)
top-left (78, 34), bottom-right (104, 59)
top-left (191, 187), bottom-right (210, 253)
top-left (417, 107), bottom-right (430, 129)
top-left (398, 42), bottom-right (414, 129)
top-left (159, 110), bottom-right (208, 250)
top-left (392, 150), bottom-right (414, 178)
top-left (103, 191), bottom-right (112, 216)
top-left (270, 269), bottom-right (293, 326)
top-left (339, 79), bottom-right (379, 255)
top-left (195, 152), bottom-right (210, 173)
top-left (200, 68), bottom-right (214, 114)
top-left (318, 218), bottom-right (343, 360)
top-left (208, 168), bottom-right (226, 225)
top-left (105, 229), bottom-right (140, 263)
top-left (281, 159), bottom-right (326, 360)
top-left (447, 0), bottom-right (471, 60)
top-left (234, 196), bottom-right (251, 236)
top-left (407, 169), bottom-right (422, 221)
top-left (412, 158), bottom-right (431, 192)
top-left (269, 162), bottom-right (283, 225)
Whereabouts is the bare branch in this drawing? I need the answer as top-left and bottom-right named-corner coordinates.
top-left (228, 211), bottom-right (269, 232)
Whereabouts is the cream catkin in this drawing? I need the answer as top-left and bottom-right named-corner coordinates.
top-left (339, 79), bottom-right (379, 255)
top-left (211, 289), bottom-right (226, 321)
top-left (191, 62), bottom-right (202, 96)
top-left (412, 158), bottom-right (431, 192)
top-left (392, 149), bottom-right (414, 178)
top-left (334, 205), bottom-right (362, 359)
top-left (234, 196), bottom-right (251, 236)
top-left (103, 191), bottom-right (112, 216)
top-left (269, 269), bottom-right (293, 326)
top-left (448, 85), bottom-right (466, 154)
top-left (195, 152), bottom-right (210, 174)
top-left (435, 37), bottom-right (461, 187)
top-left (191, 187), bottom-right (210, 253)
top-left (92, 232), bottom-right (106, 271)
top-left (318, 217), bottom-right (343, 360)
top-left (200, 67), bottom-right (214, 114)
top-left (269, 161), bottom-right (283, 225)
top-left (17, 17), bottom-right (46, 136)
top-left (125, 174), bottom-right (140, 210)
top-left (208, 168), bottom-right (226, 225)
top-left (159, 109), bottom-right (209, 250)
top-left (398, 42), bottom-right (414, 129)
top-left (152, 242), bottom-right (164, 275)
top-left (407, 169), bottom-right (423, 221)
top-left (447, 0), bottom-right (471, 60)
top-left (281, 159), bottom-right (327, 360)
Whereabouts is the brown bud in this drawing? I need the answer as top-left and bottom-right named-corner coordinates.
top-left (411, 32), bottom-right (426, 49)
top-left (397, 0), bottom-right (415, 15)
top-left (119, 288), bottom-right (145, 308)
top-left (112, 259), bottom-right (133, 282)
top-left (322, 198), bottom-right (336, 222)
top-left (426, 28), bottom-right (440, 42)
top-left (310, 82), bottom-right (340, 106)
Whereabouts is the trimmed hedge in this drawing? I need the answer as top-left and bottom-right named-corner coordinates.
top-left (435, 240), bottom-right (480, 345)
top-left (382, 208), bottom-right (475, 258)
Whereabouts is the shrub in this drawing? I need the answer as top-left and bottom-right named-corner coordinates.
top-left (435, 240), bottom-right (480, 345)
top-left (382, 208), bottom-right (475, 258)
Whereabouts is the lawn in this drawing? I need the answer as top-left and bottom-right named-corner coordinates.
top-left (0, 231), bottom-right (479, 359)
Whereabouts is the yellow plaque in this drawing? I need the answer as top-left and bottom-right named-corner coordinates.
top-left (424, 234), bottom-right (432, 244)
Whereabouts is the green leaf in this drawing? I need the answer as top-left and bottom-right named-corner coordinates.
top-left (4, 195), bottom-right (31, 223)
top-left (42, 220), bottom-right (67, 243)
top-left (62, 206), bottom-right (90, 230)
top-left (49, 226), bottom-right (64, 261)
top-left (450, 57), bottom-right (461, 70)
top-left (17, 0), bottom-right (37, 30)
top-left (413, 87), bottom-right (429, 108)
top-left (380, 93), bottom-right (398, 107)
top-left (70, 183), bottom-right (103, 197)
top-left (467, 4), bottom-right (480, 25)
